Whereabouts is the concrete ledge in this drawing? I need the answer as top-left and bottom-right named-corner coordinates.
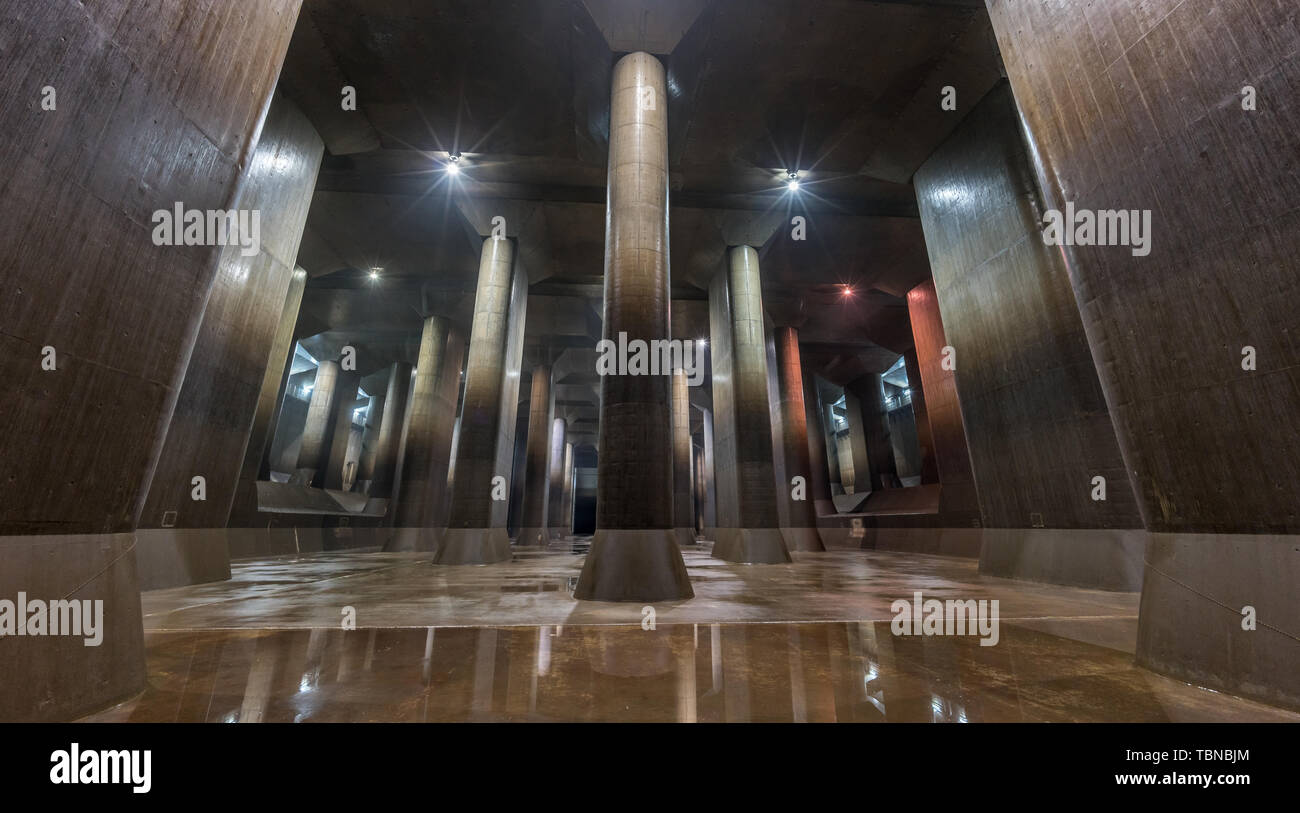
top-left (1137, 532), bottom-right (1300, 712)
top-left (0, 533), bottom-right (145, 722)
top-left (713, 527), bottom-right (792, 564)
top-left (432, 527), bottom-right (512, 565)
top-left (979, 528), bottom-right (1146, 591)
top-left (135, 528), bottom-right (231, 590)
top-left (575, 529), bottom-right (693, 602)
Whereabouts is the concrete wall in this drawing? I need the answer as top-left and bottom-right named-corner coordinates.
top-left (987, 0), bottom-right (1300, 707)
top-left (0, 0), bottom-right (302, 720)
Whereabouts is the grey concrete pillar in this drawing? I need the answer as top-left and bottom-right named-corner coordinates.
top-left (801, 372), bottom-right (835, 523)
top-left (712, 245), bottom-right (791, 563)
top-left (369, 362), bottom-right (413, 499)
top-left (391, 316), bottom-right (465, 550)
top-left (670, 368), bottom-right (694, 547)
top-left (560, 442), bottom-right (575, 538)
top-left (902, 347), bottom-right (940, 484)
top-left (701, 408), bottom-right (716, 538)
top-left (435, 236), bottom-right (527, 564)
top-left (577, 52), bottom-right (692, 601)
top-left (322, 368), bottom-right (361, 490)
top-left (519, 365), bottom-right (553, 544)
top-left (546, 417), bottom-right (567, 538)
top-left (355, 387), bottom-right (385, 489)
top-left (774, 327), bottom-right (824, 551)
top-left (296, 360), bottom-right (341, 486)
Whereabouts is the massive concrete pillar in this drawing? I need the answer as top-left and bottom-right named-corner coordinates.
top-left (773, 328), bottom-right (824, 551)
top-left (369, 361), bottom-right (413, 499)
top-left (802, 373), bottom-right (835, 524)
top-left (846, 374), bottom-right (891, 493)
top-left (902, 348), bottom-right (939, 484)
top-left (435, 236), bottom-right (527, 564)
top-left (0, 0), bottom-right (302, 721)
top-left (709, 246), bottom-right (791, 563)
top-left (670, 369), bottom-right (695, 547)
top-left (322, 368), bottom-right (361, 490)
top-left (518, 365), bottom-right (553, 544)
top-left (700, 408), bottom-right (717, 539)
top-left (295, 360), bottom-right (342, 486)
top-left (560, 442), bottom-right (575, 538)
top-left (576, 51), bottom-right (692, 601)
top-left (546, 417), bottom-right (567, 539)
top-left (987, 3), bottom-right (1300, 707)
top-left (355, 385), bottom-right (386, 490)
top-left (390, 316), bottom-right (465, 550)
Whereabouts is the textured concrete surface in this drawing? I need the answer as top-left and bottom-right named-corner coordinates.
top-left (914, 83), bottom-right (1140, 533)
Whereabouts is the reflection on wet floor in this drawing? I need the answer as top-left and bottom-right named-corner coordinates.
top-left (81, 621), bottom-right (1297, 723)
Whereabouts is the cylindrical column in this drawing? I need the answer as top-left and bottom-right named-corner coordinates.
top-left (435, 236), bottom-right (522, 564)
top-left (519, 365), bottom-right (553, 544)
top-left (802, 371), bottom-right (835, 525)
top-left (369, 361), bottom-right (413, 499)
top-left (391, 316), bottom-right (465, 550)
top-left (713, 246), bottom-right (791, 563)
top-left (701, 408), bottom-right (716, 538)
top-left (546, 417), bottom-right (567, 538)
top-left (670, 369), bottom-right (694, 547)
top-left (295, 360), bottom-right (341, 485)
top-left (355, 388), bottom-right (385, 488)
top-left (577, 51), bottom-right (691, 601)
top-left (559, 442), bottom-right (575, 538)
top-left (774, 327), bottom-right (824, 551)
top-left (322, 368), bottom-right (361, 490)
top-left (903, 347), bottom-right (940, 484)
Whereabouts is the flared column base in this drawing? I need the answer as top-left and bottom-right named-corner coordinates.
top-left (432, 527), bottom-right (512, 565)
top-left (672, 527), bottom-right (696, 549)
top-left (575, 529), bottom-right (694, 602)
top-left (517, 526), bottom-right (550, 546)
top-left (713, 527), bottom-right (792, 564)
top-left (780, 525), bottom-right (826, 552)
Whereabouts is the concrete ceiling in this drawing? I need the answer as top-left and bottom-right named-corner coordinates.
top-left (280, 0), bottom-right (1004, 381)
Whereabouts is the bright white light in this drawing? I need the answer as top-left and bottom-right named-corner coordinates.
top-left (787, 179), bottom-right (799, 192)
top-left (697, 338), bottom-right (707, 347)
top-left (446, 161), bottom-right (460, 176)
top-left (369, 267), bottom-right (380, 280)
top-left (786, 169), bottom-right (800, 192)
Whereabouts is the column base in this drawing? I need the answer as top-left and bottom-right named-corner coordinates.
top-left (574, 529), bottom-right (694, 602)
top-left (386, 526), bottom-right (440, 552)
top-left (672, 527), bottom-right (696, 549)
top-left (713, 528), bottom-right (792, 564)
top-left (432, 527), bottom-right (513, 565)
top-left (516, 526), bottom-right (550, 546)
top-left (780, 526), bottom-right (826, 553)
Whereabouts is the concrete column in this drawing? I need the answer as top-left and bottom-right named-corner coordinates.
top-left (296, 360), bottom-right (342, 486)
top-left (774, 327), bottom-right (824, 551)
top-left (518, 365), bottom-right (553, 544)
top-left (369, 361), bottom-right (413, 499)
top-left (322, 368), bottom-right (361, 490)
top-left (846, 374), bottom-right (891, 493)
top-left (801, 372), bottom-right (835, 523)
top-left (700, 408), bottom-right (717, 539)
top-left (435, 236), bottom-right (527, 564)
top-left (546, 417), bottom-right (567, 538)
top-left (228, 266), bottom-right (307, 525)
top-left (355, 386), bottom-right (386, 489)
top-left (670, 369), bottom-right (694, 547)
top-left (692, 443), bottom-right (706, 536)
top-left (391, 316), bottom-right (465, 550)
top-left (902, 347), bottom-right (939, 484)
top-left (577, 51), bottom-right (692, 601)
top-left (559, 442), bottom-right (575, 538)
top-left (712, 245), bottom-right (790, 564)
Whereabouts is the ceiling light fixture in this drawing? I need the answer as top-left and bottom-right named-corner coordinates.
top-left (786, 169), bottom-right (800, 192)
top-left (446, 152), bottom-right (462, 176)
top-left (841, 284), bottom-right (853, 298)
top-left (369, 267), bottom-right (381, 280)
